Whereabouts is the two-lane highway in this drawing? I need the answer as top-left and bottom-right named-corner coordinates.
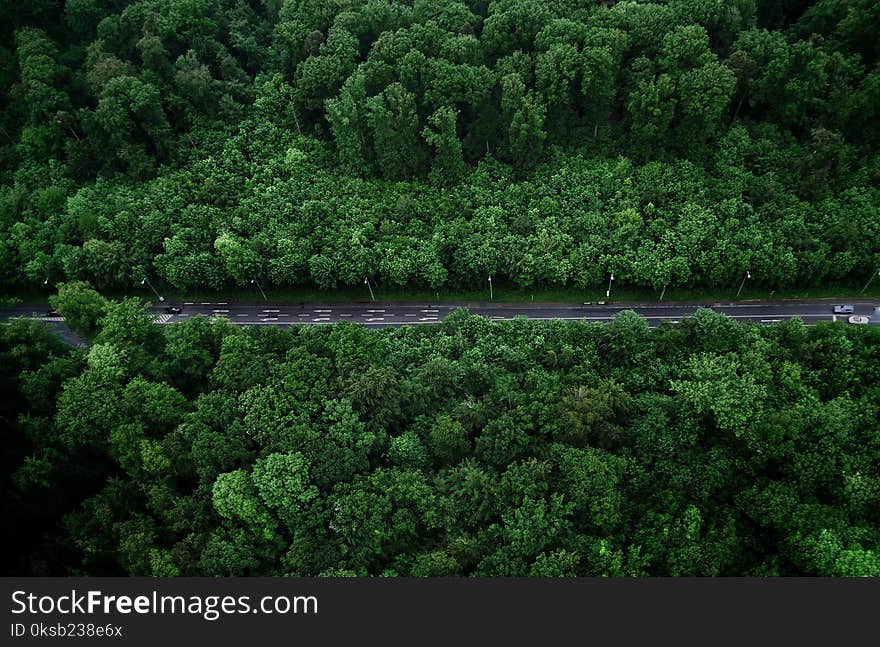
top-left (3, 298), bottom-right (879, 330)
top-left (165, 301), bottom-right (449, 325)
top-left (145, 299), bottom-right (880, 327)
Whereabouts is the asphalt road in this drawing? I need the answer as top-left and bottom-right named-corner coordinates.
top-left (3, 298), bottom-right (879, 331)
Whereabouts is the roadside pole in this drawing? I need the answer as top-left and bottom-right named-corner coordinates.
top-left (251, 278), bottom-right (268, 302)
top-left (862, 269), bottom-right (879, 294)
top-left (736, 270), bottom-right (751, 298)
top-left (141, 277), bottom-right (164, 302)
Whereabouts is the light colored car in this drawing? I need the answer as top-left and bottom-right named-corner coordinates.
top-left (833, 304), bottom-right (854, 314)
top-left (847, 315), bottom-right (869, 325)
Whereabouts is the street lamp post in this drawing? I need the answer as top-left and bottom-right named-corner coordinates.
top-left (659, 283), bottom-right (667, 302)
top-left (606, 272), bottom-right (614, 299)
top-left (251, 278), bottom-right (267, 302)
top-left (488, 276), bottom-right (493, 301)
top-left (140, 277), bottom-right (164, 302)
top-left (736, 270), bottom-right (751, 298)
top-left (364, 276), bottom-right (375, 302)
top-left (861, 269), bottom-right (879, 294)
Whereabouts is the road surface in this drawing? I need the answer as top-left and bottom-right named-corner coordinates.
top-left (3, 299), bottom-right (879, 332)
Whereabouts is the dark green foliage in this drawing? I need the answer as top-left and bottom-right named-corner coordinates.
top-left (49, 281), bottom-right (108, 338)
top-left (1, 0), bottom-right (879, 579)
top-left (0, 0), bottom-right (877, 295)
top-left (3, 306), bottom-right (879, 576)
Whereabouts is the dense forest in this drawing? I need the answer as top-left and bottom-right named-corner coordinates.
top-left (2, 0), bottom-right (879, 579)
top-left (1, 0), bottom-right (879, 293)
top-left (2, 289), bottom-right (879, 576)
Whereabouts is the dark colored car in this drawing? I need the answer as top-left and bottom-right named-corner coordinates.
top-left (44, 309), bottom-right (60, 317)
top-left (164, 306), bottom-right (183, 314)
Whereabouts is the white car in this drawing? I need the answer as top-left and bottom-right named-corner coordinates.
top-left (847, 315), bottom-right (869, 325)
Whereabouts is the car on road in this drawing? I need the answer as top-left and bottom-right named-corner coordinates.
top-left (847, 315), bottom-right (869, 325)
top-left (833, 304), bottom-right (854, 314)
top-left (44, 309), bottom-right (60, 317)
top-left (164, 306), bottom-right (183, 314)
